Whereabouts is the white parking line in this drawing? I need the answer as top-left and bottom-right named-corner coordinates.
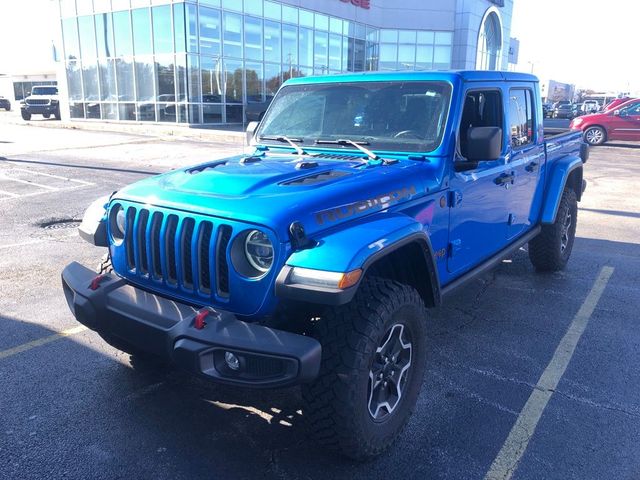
top-left (0, 167), bottom-right (95, 202)
top-left (11, 167), bottom-right (94, 186)
top-left (484, 265), bottom-right (615, 480)
top-left (0, 174), bottom-right (58, 190)
top-left (0, 188), bottom-right (19, 198)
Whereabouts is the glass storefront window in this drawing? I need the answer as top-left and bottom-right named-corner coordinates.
top-left (70, 102), bottom-right (85, 119)
top-left (173, 3), bottom-right (186, 52)
top-left (435, 32), bottom-right (453, 45)
top-left (201, 55), bottom-right (222, 103)
top-left (299, 27), bottom-right (313, 67)
top-left (200, 7), bottom-right (221, 56)
top-left (223, 12), bottom-right (243, 58)
top-left (314, 30), bottom-right (328, 72)
top-left (137, 102), bottom-right (156, 122)
top-left (244, 16), bottom-right (263, 61)
top-left (417, 31), bottom-right (434, 44)
top-left (433, 45), bottom-right (451, 69)
top-left (380, 29), bottom-right (398, 43)
top-left (282, 24), bottom-right (298, 66)
top-left (263, 1), bottom-right (281, 21)
top-left (95, 13), bottom-right (115, 58)
top-left (398, 30), bottom-right (416, 44)
top-left (203, 103), bottom-right (223, 123)
top-left (352, 38), bottom-right (366, 71)
top-left (62, 18), bottom-right (80, 60)
top-left (244, 0), bottom-right (263, 17)
top-left (186, 3), bottom-right (198, 53)
top-left (245, 62), bottom-right (263, 103)
top-left (132, 8), bottom-right (152, 55)
top-left (176, 54), bottom-right (187, 101)
top-left (78, 16), bottom-right (97, 59)
top-left (86, 103), bottom-right (101, 119)
top-left (155, 54), bottom-right (176, 100)
top-left (314, 14), bottom-right (328, 31)
top-left (298, 10), bottom-right (313, 28)
top-left (82, 61), bottom-right (99, 100)
top-left (101, 103), bottom-right (118, 120)
top-left (119, 103), bottom-right (136, 121)
top-left (264, 63), bottom-right (281, 99)
top-left (188, 104), bottom-right (201, 123)
top-left (187, 55), bottom-right (201, 102)
top-left (116, 58), bottom-right (135, 101)
top-left (221, 0), bottom-right (240, 11)
top-left (201, 0), bottom-right (221, 6)
top-left (264, 20), bottom-right (281, 63)
top-left (398, 44), bottom-right (416, 69)
top-left (329, 18), bottom-right (342, 35)
top-left (113, 10), bottom-right (133, 57)
top-left (416, 45), bottom-right (434, 70)
top-left (224, 59), bottom-right (243, 103)
top-left (66, 61), bottom-right (83, 101)
top-left (99, 58), bottom-right (117, 100)
top-left (152, 5), bottom-right (173, 54)
top-left (328, 34), bottom-right (342, 71)
top-left (157, 103), bottom-right (177, 122)
top-left (379, 43), bottom-right (398, 70)
top-left (135, 57), bottom-right (155, 101)
top-left (282, 5), bottom-right (297, 24)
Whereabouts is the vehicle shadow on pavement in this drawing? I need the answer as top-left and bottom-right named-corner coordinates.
top-left (599, 142), bottom-right (640, 149)
top-left (0, 156), bottom-right (161, 176)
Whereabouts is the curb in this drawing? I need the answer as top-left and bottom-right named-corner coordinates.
top-left (2, 114), bottom-right (246, 145)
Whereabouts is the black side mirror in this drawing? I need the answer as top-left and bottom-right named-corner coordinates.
top-left (466, 126), bottom-right (502, 161)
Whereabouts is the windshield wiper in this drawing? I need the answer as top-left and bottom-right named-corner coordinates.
top-left (258, 135), bottom-right (306, 155)
top-left (315, 138), bottom-right (382, 162)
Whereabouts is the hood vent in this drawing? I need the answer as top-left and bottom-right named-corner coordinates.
top-left (188, 160), bottom-right (227, 174)
top-left (281, 170), bottom-right (350, 186)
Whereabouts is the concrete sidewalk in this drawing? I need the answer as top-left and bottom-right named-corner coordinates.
top-left (0, 110), bottom-right (246, 145)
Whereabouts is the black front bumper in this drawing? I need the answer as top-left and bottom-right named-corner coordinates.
top-left (61, 262), bottom-right (321, 388)
top-left (23, 104), bottom-right (57, 114)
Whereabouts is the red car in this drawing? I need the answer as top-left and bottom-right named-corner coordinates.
top-left (603, 97), bottom-right (635, 112)
top-left (570, 98), bottom-right (640, 145)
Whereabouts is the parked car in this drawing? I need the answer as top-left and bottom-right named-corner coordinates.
top-left (582, 100), bottom-right (600, 114)
top-left (63, 71), bottom-right (587, 460)
top-left (0, 96), bottom-right (10, 111)
top-left (542, 102), bottom-right (554, 118)
top-left (20, 85), bottom-right (60, 120)
top-left (553, 103), bottom-right (578, 119)
top-left (570, 98), bottom-right (640, 145)
top-left (553, 100), bottom-right (571, 109)
top-left (245, 96), bottom-right (273, 122)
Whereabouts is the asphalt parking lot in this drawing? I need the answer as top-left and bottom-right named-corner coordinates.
top-left (1, 118), bottom-right (639, 479)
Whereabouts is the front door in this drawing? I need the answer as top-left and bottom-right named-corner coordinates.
top-left (448, 88), bottom-right (512, 275)
top-left (609, 101), bottom-right (640, 141)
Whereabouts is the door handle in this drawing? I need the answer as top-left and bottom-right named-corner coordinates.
top-left (525, 161), bottom-right (539, 173)
top-left (494, 173), bottom-right (515, 186)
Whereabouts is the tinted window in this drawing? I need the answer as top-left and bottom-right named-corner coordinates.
top-left (258, 81), bottom-right (452, 153)
top-left (509, 89), bottom-right (534, 148)
top-left (31, 86), bottom-right (58, 95)
top-left (113, 11), bottom-right (133, 56)
top-left (132, 9), bottom-right (152, 55)
top-left (620, 101), bottom-right (640, 115)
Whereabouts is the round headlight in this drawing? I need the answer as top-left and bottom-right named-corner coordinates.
top-left (110, 204), bottom-right (126, 242)
top-left (244, 230), bottom-right (274, 273)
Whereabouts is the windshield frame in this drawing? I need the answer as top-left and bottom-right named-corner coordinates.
top-left (255, 80), bottom-right (454, 156)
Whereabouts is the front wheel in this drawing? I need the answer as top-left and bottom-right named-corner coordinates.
top-left (43, 113), bottom-right (51, 119)
top-left (302, 277), bottom-right (427, 460)
top-left (584, 126), bottom-right (606, 145)
top-left (20, 110), bottom-right (31, 121)
top-left (528, 188), bottom-right (577, 272)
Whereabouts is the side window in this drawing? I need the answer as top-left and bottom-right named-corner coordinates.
top-left (459, 90), bottom-right (503, 159)
top-left (509, 88), bottom-right (534, 148)
top-left (620, 102), bottom-right (640, 116)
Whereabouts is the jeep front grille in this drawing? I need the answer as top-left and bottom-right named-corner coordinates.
top-left (123, 207), bottom-right (232, 298)
top-left (26, 99), bottom-right (50, 105)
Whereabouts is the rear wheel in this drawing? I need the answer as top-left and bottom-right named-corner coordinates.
top-left (584, 126), bottom-right (606, 145)
top-left (20, 110), bottom-right (31, 121)
top-left (529, 188), bottom-right (577, 272)
top-left (302, 277), bottom-right (427, 460)
top-left (54, 106), bottom-right (61, 120)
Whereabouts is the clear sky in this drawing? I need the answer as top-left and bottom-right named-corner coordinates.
top-left (1, 0), bottom-right (638, 95)
top-left (510, 0), bottom-right (640, 94)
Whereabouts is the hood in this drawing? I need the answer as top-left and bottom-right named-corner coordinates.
top-left (113, 151), bottom-right (444, 241)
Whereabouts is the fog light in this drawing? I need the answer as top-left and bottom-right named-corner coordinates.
top-left (224, 352), bottom-right (241, 371)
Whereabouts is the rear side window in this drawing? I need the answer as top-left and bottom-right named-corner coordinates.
top-left (509, 88), bottom-right (534, 148)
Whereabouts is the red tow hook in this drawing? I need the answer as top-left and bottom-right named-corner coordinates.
top-left (89, 274), bottom-right (109, 291)
top-left (194, 309), bottom-right (210, 330)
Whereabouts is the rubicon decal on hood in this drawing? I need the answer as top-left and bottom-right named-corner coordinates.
top-left (315, 185), bottom-right (417, 225)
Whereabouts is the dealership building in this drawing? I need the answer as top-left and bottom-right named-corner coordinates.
top-left (56, 0), bottom-right (514, 125)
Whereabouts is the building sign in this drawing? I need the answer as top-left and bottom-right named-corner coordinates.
top-left (340, 0), bottom-right (371, 9)
top-left (508, 38), bottom-right (520, 64)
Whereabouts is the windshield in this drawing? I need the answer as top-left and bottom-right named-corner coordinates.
top-left (257, 81), bottom-right (452, 153)
top-left (31, 87), bottom-right (58, 96)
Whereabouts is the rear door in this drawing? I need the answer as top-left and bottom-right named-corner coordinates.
top-left (447, 87), bottom-right (512, 275)
top-left (506, 87), bottom-right (544, 238)
top-left (609, 101), bottom-right (640, 140)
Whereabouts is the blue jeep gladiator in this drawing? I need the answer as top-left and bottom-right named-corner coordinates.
top-left (62, 71), bottom-right (587, 459)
